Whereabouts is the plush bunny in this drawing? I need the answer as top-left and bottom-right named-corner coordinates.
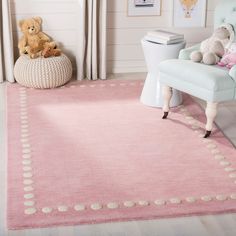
top-left (190, 23), bottom-right (235, 65)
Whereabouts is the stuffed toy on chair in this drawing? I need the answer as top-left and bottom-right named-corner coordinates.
top-left (190, 23), bottom-right (235, 65)
top-left (218, 52), bottom-right (236, 68)
top-left (218, 43), bottom-right (236, 69)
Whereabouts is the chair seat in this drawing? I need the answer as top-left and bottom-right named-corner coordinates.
top-left (159, 59), bottom-right (236, 102)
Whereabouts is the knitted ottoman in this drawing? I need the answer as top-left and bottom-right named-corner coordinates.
top-left (14, 54), bottom-right (73, 89)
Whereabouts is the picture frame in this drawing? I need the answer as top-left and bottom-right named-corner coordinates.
top-left (127, 0), bottom-right (161, 16)
top-left (173, 0), bottom-right (207, 27)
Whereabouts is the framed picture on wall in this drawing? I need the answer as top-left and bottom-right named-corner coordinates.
top-left (173, 0), bottom-right (207, 27)
top-left (127, 0), bottom-right (161, 16)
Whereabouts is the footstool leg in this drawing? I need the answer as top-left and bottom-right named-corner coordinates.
top-left (162, 85), bottom-right (173, 119)
top-left (204, 102), bottom-right (218, 138)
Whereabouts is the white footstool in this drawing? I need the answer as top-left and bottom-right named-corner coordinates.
top-left (14, 54), bottom-right (73, 89)
top-left (141, 39), bottom-right (186, 107)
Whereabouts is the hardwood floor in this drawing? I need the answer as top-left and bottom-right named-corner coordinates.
top-left (1, 74), bottom-right (236, 236)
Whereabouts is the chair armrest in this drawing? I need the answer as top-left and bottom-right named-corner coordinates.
top-left (229, 65), bottom-right (236, 82)
top-left (178, 44), bottom-right (200, 60)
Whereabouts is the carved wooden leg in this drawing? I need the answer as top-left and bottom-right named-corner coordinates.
top-left (204, 102), bottom-right (218, 138)
top-left (162, 85), bottom-right (173, 119)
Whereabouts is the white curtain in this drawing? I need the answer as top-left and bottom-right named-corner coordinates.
top-left (76, 0), bottom-right (107, 80)
top-left (0, 0), bottom-right (14, 83)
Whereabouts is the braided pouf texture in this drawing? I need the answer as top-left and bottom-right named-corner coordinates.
top-left (14, 54), bottom-right (73, 89)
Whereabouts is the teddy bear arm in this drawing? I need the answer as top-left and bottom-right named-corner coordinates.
top-left (18, 36), bottom-right (28, 54)
top-left (38, 32), bottom-right (50, 42)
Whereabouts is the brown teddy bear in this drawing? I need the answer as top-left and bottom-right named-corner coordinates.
top-left (18, 17), bottom-right (60, 59)
top-left (42, 42), bottom-right (61, 58)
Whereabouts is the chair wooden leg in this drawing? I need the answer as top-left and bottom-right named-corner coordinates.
top-left (204, 102), bottom-right (218, 138)
top-left (162, 85), bottom-right (173, 119)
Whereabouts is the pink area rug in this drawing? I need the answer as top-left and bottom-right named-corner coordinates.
top-left (7, 79), bottom-right (236, 229)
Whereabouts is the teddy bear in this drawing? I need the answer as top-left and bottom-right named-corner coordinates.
top-left (18, 17), bottom-right (59, 59)
top-left (42, 42), bottom-right (61, 58)
top-left (190, 23), bottom-right (235, 65)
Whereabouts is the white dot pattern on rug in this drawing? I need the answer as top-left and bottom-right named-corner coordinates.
top-left (216, 195), bottom-right (227, 201)
top-left (22, 148), bottom-right (31, 154)
top-left (138, 201), bottom-right (149, 206)
top-left (58, 206), bottom-right (68, 212)
top-left (19, 88), bottom-right (36, 215)
top-left (24, 201), bottom-right (35, 206)
top-left (22, 159), bottom-right (32, 165)
top-left (23, 172), bottom-right (33, 178)
top-left (154, 199), bottom-right (166, 206)
top-left (202, 139), bottom-right (212, 143)
top-left (22, 154), bottom-right (31, 159)
top-left (231, 194), bottom-right (236, 200)
top-left (107, 202), bottom-right (119, 209)
top-left (215, 154), bottom-right (225, 160)
top-left (229, 173), bottom-right (236, 178)
top-left (220, 161), bottom-right (231, 167)
top-left (24, 208), bottom-right (37, 215)
top-left (225, 167), bottom-right (236, 172)
top-left (23, 166), bottom-right (32, 172)
top-left (23, 179), bottom-right (33, 185)
top-left (24, 186), bottom-right (34, 192)
top-left (21, 138), bottom-right (29, 143)
top-left (188, 120), bottom-right (196, 125)
top-left (170, 198), bottom-right (181, 204)
top-left (207, 144), bottom-right (217, 149)
top-left (21, 115), bottom-right (28, 119)
top-left (74, 204), bottom-right (86, 211)
top-left (201, 196), bottom-right (212, 202)
top-left (15, 85), bottom-right (236, 217)
top-left (24, 193), bottom-right (34, 199)
top-left (21, 134), bottom-right (29, 139)
top-left (123, 201), bottom-right (135, 208)
top-left (211, 149), bottom-right (220, 154)
top-left (91, 203), bottom-right (102, 210)
top-left (186, 116), bottom-right (194, 120)
top-left (21, 128), bottom-right (28, 133)
top-left (42, 207), bottom-right (53, 214)
top-left (186, 197), bottom-right (197, 203)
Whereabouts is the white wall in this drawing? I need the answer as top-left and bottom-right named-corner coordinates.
top-left (10, 0), bottom-right (78, 69)
top-left (107, 0), bottom-right (221, 73)
top-left (10, 0), bottom-right (221, 74)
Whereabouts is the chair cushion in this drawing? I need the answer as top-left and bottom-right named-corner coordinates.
top-left (159, 59), bottom-right (236, 102)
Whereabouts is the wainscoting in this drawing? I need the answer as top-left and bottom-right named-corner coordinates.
top-left (107, 0), bottom-right (220, 73)
top-left (10, 0), bottom-right (78, 70)
top-left (11, 0), bottom-right (221, 74)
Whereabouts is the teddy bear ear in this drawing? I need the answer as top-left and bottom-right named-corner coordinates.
top-left (18, 20), bottom-right (25, 29)
top-left (33, 16), bottom-right (42, 25)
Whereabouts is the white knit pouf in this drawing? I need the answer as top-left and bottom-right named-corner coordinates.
top-left (14, 54), bottom-right (73, 89)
